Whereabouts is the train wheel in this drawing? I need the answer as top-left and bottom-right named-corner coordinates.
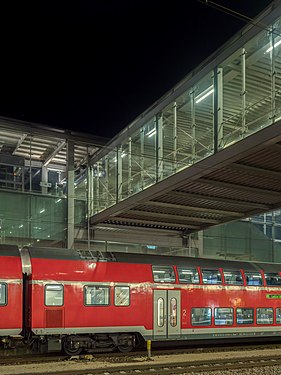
top-left (62, 336), bottom-right (83, 356)
top-left (117, 334), bottom-right (134, 353)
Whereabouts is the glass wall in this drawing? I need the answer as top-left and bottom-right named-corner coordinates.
top-left (0, 190), bottom-right (67, 247)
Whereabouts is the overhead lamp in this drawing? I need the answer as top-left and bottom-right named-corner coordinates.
top-left (146, 128), bottom-right (156, 137)
top-left (265, 39), bottom-right (281, 53)
top-left (195, 88), bottom-right (214, 103)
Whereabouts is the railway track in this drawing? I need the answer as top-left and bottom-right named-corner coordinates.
top-left (2, 342), bottom-right (281, 366)
top-left (6, 355), bottom-right (281, 375)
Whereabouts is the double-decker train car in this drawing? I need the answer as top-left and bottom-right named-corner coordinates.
top-left (2, 244), bottom-right (281, 354)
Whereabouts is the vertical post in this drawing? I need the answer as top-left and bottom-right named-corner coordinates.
top-left (173, 102), bottom-right (177, 172)
top-left (29, 137), bottom-right (32, 192)
top-left (271, 26), bottom-right (276, 122)
top-left (217, 67), bottom-right (223, 148)
top-left (213, 67), bottom-right (219, 153)
top-left (140, 127), bottom-right (144, 190)
top-left (241, 48), bottom-right (247, 136)
top-left (156, 114), bottom-right (163, 182)
top-left (190, 90), bottom-right (196, 161)
top-left (105, 156), bottom-right (109, 207)
top-left (87, 162), bottom-right (93, 250)
top-left (147, 340), bottom-right (152, 360)
top-left (67, 140), bottom-right (75, 249)
top-left (117, 146), bottom-right (122, 203)
top-left (128, 137), bottom-right (132, 195)
top-left (41, 166), bottom-right (48, 195)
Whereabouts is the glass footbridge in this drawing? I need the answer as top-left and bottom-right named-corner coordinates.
top-left (89, 1), bottom-right (281, 235)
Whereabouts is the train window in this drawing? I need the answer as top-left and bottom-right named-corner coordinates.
top-left (114, 286), bottom-right (130, 306)
top-left (257, 308), bottom-right (273, 324)
top-left (170, 298), bottom-right (177, 327)
top-left (152, 266), bottom-right (175, 283)
top-left (236, 308), bottom-right (254, 324)
top-left (45, 284), bottom-right (64, 306)
top-left (0, 283), bottom-right (7, 306)
top-left (223, 270), bottom-right (243, 285)
top-left (215, 308), bottom-right (233, 325)
top-left (84, 286), bottom-right (110, 306)
top-left (201, 269), bottom-right (222, 285)
top-left (276, 308), bottom-right (281, 324)
top-left (244, 272), bottom-right (263, 286)
top-left (177, 267), bottom-right (199, 284)
top-left (157, 298), bottom-right (164, 327)
top-left (264, 273), bottom-right (281, 286)
top-left (191, 308), bottom-right (211, 326)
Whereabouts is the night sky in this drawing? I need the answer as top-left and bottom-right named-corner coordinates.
top-left (0, 0), bottom-right (274, 139)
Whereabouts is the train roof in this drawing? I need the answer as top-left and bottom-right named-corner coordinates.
top-left (0, 244), bottom-right (20, 257)
top-left (25, 246), bottom-right (281, 273)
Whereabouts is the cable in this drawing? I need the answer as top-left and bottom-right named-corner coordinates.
top-left (195, 0), bottom-right (278, 35)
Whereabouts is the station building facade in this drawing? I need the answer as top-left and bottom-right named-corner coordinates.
top-left (1, 2), bottom-right (281, 262)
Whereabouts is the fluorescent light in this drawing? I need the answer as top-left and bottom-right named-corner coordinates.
top-left (39, 209), bottom-right (45, 214)
top-left (195, 88), bottom-right (214, 103)
top-left (146, 128), bottom-right (156, 137)
top-left (55, 198), bottom-right (62, 203)
top-left (121, 152), bottom-right (126, 158)
top-left (19, 225), bottom-right (23, 228)
top-left (266, 39), bottom-right (281, 53)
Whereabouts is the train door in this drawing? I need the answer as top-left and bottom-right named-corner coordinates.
top-left (153, 290), bottom-right (181, 339)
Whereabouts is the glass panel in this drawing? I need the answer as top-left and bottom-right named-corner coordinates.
top-left (170, 298), bottom-right (177, 327)
top-left (245, 272), bottom-right (263, 286)
top-left (257, 308), bottom-right (273, 324)
top-left (152, 266), bottom-right (175, 283)
top-left (191, 308), bottom-right (211, 326)
top-left (215, 308), bottom-right (233, 325)
top-left (142, 118), bottom-right (157, 188)
top-left (178, 267), bottom-right (199, 284)
top-left (244, 28), bottom-right (272, 135)
top-left (236, 308), bottom-right (254, 324)
top-left (115, 286), bottom-right (130, 306)
top-left (264, 272), bottom-right (281, 286)
top-left (201, 269), bottom-right (222, 284)
top-left (276, 308), bottom-right (281, 324)
top-left (45, 284), bottom-right (63, 306)
top-left (223, 270), bottom-right (243, 285)
top-left (85, 286), bottom-right (109, 306)
top-left (157, 298), bottom-right (164, 327)
top-left (0, 283), bottom-right (7, 305)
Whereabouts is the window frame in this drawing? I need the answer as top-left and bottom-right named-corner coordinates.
top-left (0, 282), bottom-right (7, 306)
top-left (264, 272), bottom-right (281, 287)
top-left (201, 268), bottom-right (222, 285)
top-left (223, 269), bottom-right (243, 286)
top-left (191, 307), bottom-right (212, 326)
top-left (44, 283), bottom-right (64, 307)
top-left (84, 285), bottom-right (110, 306)
top-left (256, 307), bottom-right (274, 325)
top-left (276, 308), bottom-right (281, 325)
top-left (114, 285), bottom-right (130, 307)
top-left (214, 307), bottom-right (234, 326)
top-left (152, 265), bottom-right (176, 283)
top-left (177, 267), bottom-right (200, 284)
top-left (244, 271), bottom-right (263, 286)
top-left (236, 307), bottom-right (254, 325)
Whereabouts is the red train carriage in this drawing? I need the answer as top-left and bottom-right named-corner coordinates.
top-left (23, 247), bottom-right (281, 355)
top-left (0, 245), bottom-right (23, 340)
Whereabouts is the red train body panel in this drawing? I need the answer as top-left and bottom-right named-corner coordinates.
top-left (2, 244), bottom-right (281, 354)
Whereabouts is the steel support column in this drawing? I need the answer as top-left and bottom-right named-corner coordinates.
top-left (117, 146), bottom-right (122, 203)
top-left (213, 67), bottom-right (223, 153)
top-left (190, 90), bottom-right (196, 160)
top-left (241, 48), bottom-right (247, 135)
top-left (173, 102), bottom-right (177, 172)
top-left (67, 140), bottom-right (75, 249)
top-left (156, 114), bottom-right (163, 182)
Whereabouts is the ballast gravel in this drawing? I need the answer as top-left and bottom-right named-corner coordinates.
top-left (2, 348), bottom-right (281, 374)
